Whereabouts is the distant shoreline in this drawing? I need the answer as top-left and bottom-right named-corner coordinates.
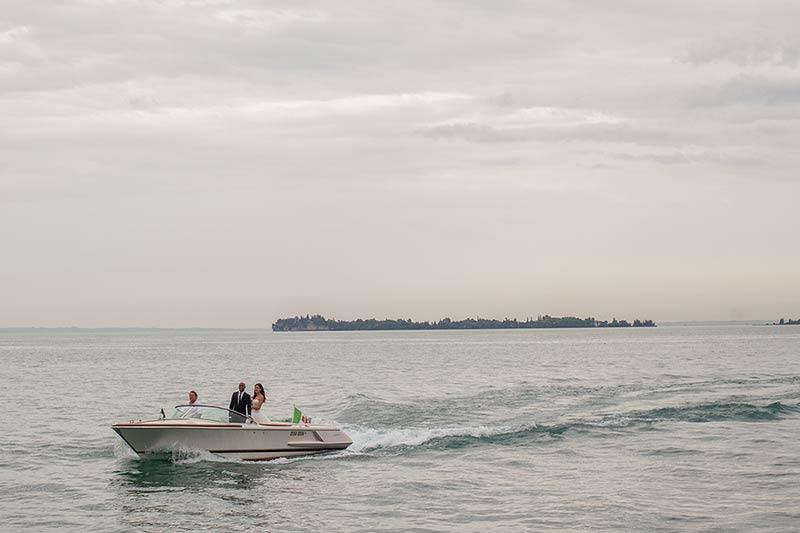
top-left (273, 314), bottom-right (656, 332)
top-left (764, 318), bottom-right (800, 326)
top-left (0, 320), bottom-right (794, 331)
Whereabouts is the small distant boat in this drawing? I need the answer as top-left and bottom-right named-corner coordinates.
top-left (112, 404), bottom-right (352, 461)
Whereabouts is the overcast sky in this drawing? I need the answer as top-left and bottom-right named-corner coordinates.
top-left (2, 0), bottom-right (799, 327)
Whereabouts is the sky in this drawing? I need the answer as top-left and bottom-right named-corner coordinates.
top-left (1, 0), bottom-right (799, 327)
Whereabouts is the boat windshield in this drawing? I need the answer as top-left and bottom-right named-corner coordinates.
top-left (170, 404), bottom-right (250, 423)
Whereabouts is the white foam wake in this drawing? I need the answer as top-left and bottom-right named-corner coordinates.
top-left (342, 421), bottom-right (537, 453)
top-left (113, 439), bottom-right (140, 460)
top-left (170, 446), bottom-right (245, 465)
top-left (112, 440), bottom-right (245, 464)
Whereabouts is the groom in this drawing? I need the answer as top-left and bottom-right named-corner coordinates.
top-left (229, 381), bottom-right (252, 423)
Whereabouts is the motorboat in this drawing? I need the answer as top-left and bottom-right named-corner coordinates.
top-left (112, 404), bottom-right (352, 461)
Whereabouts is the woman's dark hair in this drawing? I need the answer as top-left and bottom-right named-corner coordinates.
top-left (254, 383), bottom-right (265, 398)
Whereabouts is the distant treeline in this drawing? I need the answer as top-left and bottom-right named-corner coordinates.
top-left (272, 314), bottom-right (656, 332)
top-left (771, 318), bottom-right (800, 326)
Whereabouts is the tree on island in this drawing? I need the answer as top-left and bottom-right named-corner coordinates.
top-left (272, 314), bottom-right (656, 332)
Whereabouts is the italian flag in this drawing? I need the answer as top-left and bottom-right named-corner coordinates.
top-left (293, 406), bottom-right (311, 424)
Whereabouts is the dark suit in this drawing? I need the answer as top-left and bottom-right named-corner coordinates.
top-left (229, 391), bottom-right (252, 423)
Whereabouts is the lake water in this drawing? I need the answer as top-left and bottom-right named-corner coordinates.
top-left (1, 326), bottom-right (798, 532)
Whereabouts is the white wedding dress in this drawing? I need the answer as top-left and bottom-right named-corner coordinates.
top-left (251, 397), bottom-right (270, 424)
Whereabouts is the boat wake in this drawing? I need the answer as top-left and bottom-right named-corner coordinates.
top-left (618, 400), bottom-right (800, 424)
top-left (338, 400), bottom-right (800, 456)
top-left (169, 447), bottom-right (244, 465)
top-left (343, 421), bottom-right (539, 453)
top-left (113, 442), bottom-right (246, 465)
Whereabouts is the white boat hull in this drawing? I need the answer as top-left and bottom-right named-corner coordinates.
top-left (113, 420), bottom-right (352, 461)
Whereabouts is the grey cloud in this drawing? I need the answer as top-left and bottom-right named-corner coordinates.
top-left (689, 75), bottom-right (800, 107)
top-left (614, 151), bottom-right (765, 168)
top-left (419, 121), bottom-right (675, 145)
top-left (1, 1), bottom-right (572, 96)
top-left (418, 123), bottom-right (522, 143)
top-left (616, 152), bottom-right (692, 165)
top-left (683, 36), bottom-right (800, 67)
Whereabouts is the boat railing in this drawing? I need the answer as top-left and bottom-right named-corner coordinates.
top-left (171, 404), bottom-right (254, 424)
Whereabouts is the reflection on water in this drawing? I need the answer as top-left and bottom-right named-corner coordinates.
top-left (112, 455), bottom-right (310, 494)
top-left (110, 454), bottom-right (331, 531)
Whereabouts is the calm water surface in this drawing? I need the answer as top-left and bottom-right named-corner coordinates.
top-left (1, 326), bottom-right (798, 531)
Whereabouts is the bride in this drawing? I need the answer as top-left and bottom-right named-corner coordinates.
top-left (251, 383), bottom-right (270, 424)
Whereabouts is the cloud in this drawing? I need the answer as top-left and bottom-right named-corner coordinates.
top-left (683, 36), bottom-right (800, 67)
top-left (614, 150), bottom-right (765, 168)
top-left (2, 0), bottom-right (800, 325)
top-left (419, 120), bottom-right (673, 146)
top-left (0, 25), bottom-right (31, 43)
top-left (215, 8), bottom-right (326, 29)
top-left (416, 105), bottom-right (666, 144)
top-left (689, 74), bottom-right (800, 107)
